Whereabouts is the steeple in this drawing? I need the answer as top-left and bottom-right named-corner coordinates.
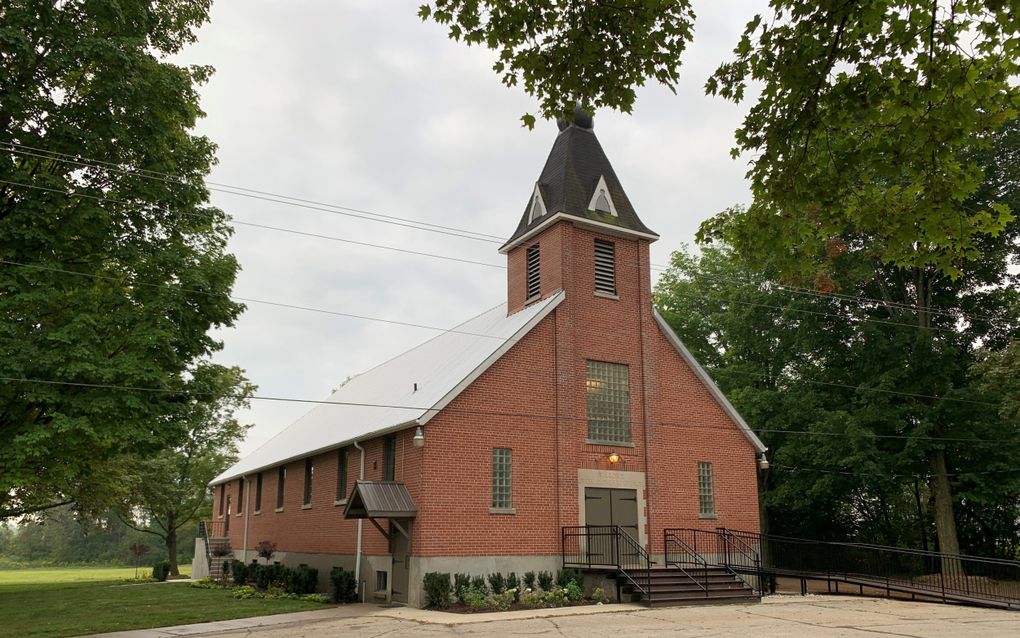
top-left (499, 106), bottom-right (658, 254)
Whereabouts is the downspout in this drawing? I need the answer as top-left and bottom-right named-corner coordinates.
top-left (241, 475), bottom-right (251, 563)
top-left (353, 439), bottom-right (366, 601)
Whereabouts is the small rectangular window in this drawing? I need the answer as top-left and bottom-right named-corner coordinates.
top-left (383, 435), bottom-right (396, 481)
top-left (303, 458), bottom-right (314, 506)
top-left (698, 462), bottom-right (715, 516)
top-left (276, 467), bottom-right (286, 510)
top-left (492, 448), bottom-right (512, 509)
top-left (594, 239), bottom-right (616, 295)
top-left (218, 484), bottom-right (225, 516)
top-left (376, 570), bottom-right (388, 592)
top-left (586, 360), bottom-right (631, 443)
top-left (526, 244), bottom-right (540, 300)
top-left (236, 478), bottom-right (244, 514)
top-left (336, 447), bottom-right (348, 501)
top-left (254, 473), bottom-right (263, 512)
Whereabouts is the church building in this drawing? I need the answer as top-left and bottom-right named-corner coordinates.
top-left (202, 108), bottom-right (766, 607)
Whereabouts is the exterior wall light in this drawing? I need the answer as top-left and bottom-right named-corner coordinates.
top-left (757, 453), bottom-right (769, 470)
top-left (607, 451), bottom-right (621, 464)
top-left (412, 426), bottom-right (425, 448)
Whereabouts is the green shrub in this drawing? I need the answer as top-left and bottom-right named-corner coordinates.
top-left (151, 560), bottom-right (171, 582)
top-left (536, 570), bottom-right (553, 591)
top-left (565, 581), bottom-right (583, 602)
top-left (461, 583), bottom-right (488, 611)
top-left (556, 568), bottom-right (582, 589)
top-left (543, 587), bottom-right (569, 607)
top-left (520, 588), bottom-right (543, 608)
top-left (523, 571), bottom-right (536, 590)
top-left (285, 564), bottom-right (318, 595)
top-left (230, 560), bottom-right (249, 586)
top-left (453, 573), bottom-right (471, 604)
top-left (505, 572), bottom-right (520, 602)
top-left (189, 578), bottom-right (221, 589)
top-left (302, 593), bottom-right (331, 603)
top-left (487, 589), bottom-right (515, 611)
top-left (232, 585), bottom-right (261, 600)
top-left (330, 566), bottom-right (357, 603)
top-left (487, 572), bottom-right (506, 594)
top-left (422, 572), bottom-right (452, 609)
top-left (470, 575), bottom-right (488, 594)
top-left (591, 586), bottom-right (609, 604)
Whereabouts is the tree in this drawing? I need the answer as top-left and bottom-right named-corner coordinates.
top-left (417, 0), bottom-right (695, 126)
top-left (1, 1), bottom-right (244, 519)
top-left (120, 364), bottom-right (254, 576)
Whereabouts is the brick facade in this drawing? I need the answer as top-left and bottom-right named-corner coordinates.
top-left (209, 217), bottom-right (761, 604)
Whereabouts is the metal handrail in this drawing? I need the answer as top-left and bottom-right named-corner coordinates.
top-left (664, 531), bottom-right (709, 594)
top-left (717, 528), bottom-right (763, 594)
top-left (562, 525), bottom-right (653, 603)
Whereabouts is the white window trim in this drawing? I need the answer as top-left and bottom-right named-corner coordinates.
top-left (527, 183), bottom-right (548, 223)
top-left (587, 175), bottom-right (618, 216)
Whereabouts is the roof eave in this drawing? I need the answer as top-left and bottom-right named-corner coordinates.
top-left (498, 212), bottom-right (659, 254)
top-left (652, 307), bottom-right (768, 454)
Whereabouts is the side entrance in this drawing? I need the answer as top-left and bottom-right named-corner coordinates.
top-left (584, 487), bottom-right (639, 564)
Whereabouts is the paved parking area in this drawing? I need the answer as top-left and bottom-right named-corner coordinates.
top-left (95, 595), bottom-right (1020, 638)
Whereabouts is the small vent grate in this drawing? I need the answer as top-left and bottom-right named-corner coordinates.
top-left (526, 244), bottom-right (540, 299)
top-left (594, 239), bottom-right (616, 295)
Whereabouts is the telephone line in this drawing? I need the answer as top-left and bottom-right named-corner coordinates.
top-left (0, 376), bottom-right (1011, 445)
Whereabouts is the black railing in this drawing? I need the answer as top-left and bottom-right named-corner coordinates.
top-left (562, 525), bottom-right (652, 602)
top-left (663, 529), bottom-right (709, 594)
top-left (663, 528), bottom-right (763, 594)
top-left (722, 528), bottom-right (1020, 609)
top-left (200, 520), bottom-right (226, 539)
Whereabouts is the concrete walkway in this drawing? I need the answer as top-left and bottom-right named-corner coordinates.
top-left (86, 595), bottom-right (1020, 637)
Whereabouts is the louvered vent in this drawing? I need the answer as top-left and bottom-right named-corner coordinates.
top-left (526, 244), bottom-right (540, 299)
top-left (594, 239), bottom-right (616, 294)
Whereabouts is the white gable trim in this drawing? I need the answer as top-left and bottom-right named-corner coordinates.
top-left (499, 212), bottom-right (659, 254)
top-left (419, 290), bottom-right (565, 426)
top-left (527, 183), bottom-right (548, 223)
top-left (587, 175), bottom-right (618, 216)
top-left (652, 307), bottom-right (767, 454)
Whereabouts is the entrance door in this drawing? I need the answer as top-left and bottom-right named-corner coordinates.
top-left (390, 519), bottom-right (412, 604)
top-left (224, 496), bottom-right (232, 535)
top-left (584, 488), bottom-right (638, 564)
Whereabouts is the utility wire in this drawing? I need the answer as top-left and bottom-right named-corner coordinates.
top-left (0, 376), bottom-right (1012, 445)
top-left (5, 141), bottom-right (1001, 324)
top-left (0, 179), bottom-right (505, 270)
top-left (773, 464), bottom-right (1020, 479)
top-left (3, 179), bottom-right (1010, 335)
top-left (0, 257), bottom-right (1006, 408)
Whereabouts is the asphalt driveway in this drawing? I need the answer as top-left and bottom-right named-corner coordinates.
top-left (93, 594), bottom-right (1020, 638)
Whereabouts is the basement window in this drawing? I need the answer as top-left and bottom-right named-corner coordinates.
top-left (586, 360), bottom-right (630, 444)
top-left (376, 570), bottom-right (388, 593)
top-left (594, 239), bottom-right (616, 295)
top-left (526, 244), bottom-right (540, 300)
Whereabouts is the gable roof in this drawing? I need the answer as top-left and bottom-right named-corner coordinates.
top-left (343, 481), bottom-right (417, 519)
top-left (500, 110), bottom-right (658, 253)
top-left (653, 308), bottom-right (767, 454)
top-left (212, 292), bottom-right (565, 485)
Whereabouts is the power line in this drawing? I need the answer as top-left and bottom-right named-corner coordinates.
top-left (0, 257), bottom-right (1005, 409)
top-left (4, 179), bottom-right (1011, 336)
top-left (2, 142), bottom-right (505, 244)
top-left (773, 464), bottom-right (1020, 479)
top-left (0, 259), bottom-right (510, 341)
top-left (1, 376), bottom-right (1012, 445)
top-left (5, 142), bottom-right (1007, 326)
top-left (0, 179), bottom-right (506, 270)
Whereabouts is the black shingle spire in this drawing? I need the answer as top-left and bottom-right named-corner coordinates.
top-left (500, 107), bottom-right (657, 252)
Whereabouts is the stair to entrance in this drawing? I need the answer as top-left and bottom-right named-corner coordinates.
top-left (621, 567), bottom-right (760, 607)
top-left (206, 538), bottom-right (233, 580)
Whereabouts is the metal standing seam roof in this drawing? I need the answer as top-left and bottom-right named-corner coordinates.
top-left (343, 481), bottom-right (417, 519)
top-left (211, 291), bottom-right (565, 485)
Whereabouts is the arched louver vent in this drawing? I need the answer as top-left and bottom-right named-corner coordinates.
top-left (526, 244), bottom-right (541, 300)
top-left (594, 239), bottom-right (616, 295)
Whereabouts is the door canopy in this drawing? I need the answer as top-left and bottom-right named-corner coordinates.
top-left (343, 480), bottom-right (417, 519)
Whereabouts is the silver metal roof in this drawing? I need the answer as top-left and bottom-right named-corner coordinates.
top-left (212, 292), bottom-right (564, 484)
top-left (343, 480), bottom-right (417, 519)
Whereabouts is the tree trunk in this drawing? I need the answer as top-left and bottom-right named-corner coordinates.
top-left (166, 511), bottom-right (179, 576)
top-left (928, 448), bottom-right (962, 576)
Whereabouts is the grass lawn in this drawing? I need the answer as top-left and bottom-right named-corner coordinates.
top-left (0, 566), bottom-right (327, 638)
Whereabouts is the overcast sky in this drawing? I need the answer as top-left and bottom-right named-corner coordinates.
top-left (175, 1), bottom-right (767, 456)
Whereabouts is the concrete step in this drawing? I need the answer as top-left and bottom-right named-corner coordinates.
top-left (649, 593), bottom-right (761, 607)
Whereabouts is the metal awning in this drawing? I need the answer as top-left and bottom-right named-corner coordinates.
top-left (343, 481), bottom-right (416, 541)
top-left (344, 480), bottom-right (417, 519)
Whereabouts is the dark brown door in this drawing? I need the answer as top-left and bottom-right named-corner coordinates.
top-left (584, 488), bottom-right (638, 564)
top-left (390, 519), bottom-right (412, 604)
